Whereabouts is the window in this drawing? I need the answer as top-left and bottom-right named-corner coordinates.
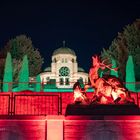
top-left (60, 78), bottom-right (64, 85)
top-left (53, 58), bottom-right (56, 63)
top-left (46, 77), bottom-right (50, 81)
top-left (72, 58), bottom-right (74, 63)
top-left (65, 58), bottom-right (67, 63)
top-left (77, 77), bottom-right (84, 88)
top-left (65, 78), bottom-right (69, 85)
top-left (59, 67), bottom-right (70, 76)
top-left (46, 77), bottom-right (50, 84)
top-left (62, 58), bottom-right (64, 63)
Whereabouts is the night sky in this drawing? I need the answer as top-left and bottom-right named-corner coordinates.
top-left (0, 0), bottom-right (139, 72)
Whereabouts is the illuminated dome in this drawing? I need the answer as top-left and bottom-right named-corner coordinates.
top-left (44, 67), bottom-right (51, 72)
top-left (53, 47), bottom-right (76, 56)
top-left (39, 40), bottom-right (89, 89)
top-left (78, 67), bottom-right (85, 72)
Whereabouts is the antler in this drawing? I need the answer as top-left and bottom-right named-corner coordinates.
top-left (92, 55), bottom-right (118, 71)
top-left (105, 65), bottom-right (118, 71)
top-left (100, 58), bottom-right (118, 71)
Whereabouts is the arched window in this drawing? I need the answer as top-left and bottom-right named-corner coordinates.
top-left (65, 58), bottom-right (67, 63)
top-left (65, 78), bottom-right (69, 85)
top-left (62, 58), bottom-right (64, 63)
top-left (60, 78), bottom-right (64, 85)
top-left (72, 58), bottom-right (74, 63)
top-left (46, 77), bottom-right (50, 84)
top-left (53, 58), bottom-right (56, 63)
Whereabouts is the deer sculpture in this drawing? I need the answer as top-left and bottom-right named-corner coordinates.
top-left (89, 55), bottom-right (134, 104)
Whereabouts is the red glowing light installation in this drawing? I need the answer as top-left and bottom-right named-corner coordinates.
top-left (73, 55), bottom-right (134, 104)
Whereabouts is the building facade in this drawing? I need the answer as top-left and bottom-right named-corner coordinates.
top-left (40, 45), bottom-right (88, 88)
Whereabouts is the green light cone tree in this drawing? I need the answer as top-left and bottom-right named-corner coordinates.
top-left (18, 55), bottom-right (29, 91)
top-left (35, 74), bottom-right (41, 92)
top-left (125, 55), bottom-right (136, 91)
top-left (101, 19), bottom-right (140, 80)
top-left (2, 35), bottom-right (44, 82)
top-left (3, 52), bottom-right (13, 92)
top-left (99, 71), bottom-right (103, 78)
top-left (98, 68), bottom-right (103, 77)
top-left (111, 58), bottom-right (119, 77)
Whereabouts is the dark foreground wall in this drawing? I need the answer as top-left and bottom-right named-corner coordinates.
top-left (0, 115), bottom-right (140, 140)
top-left (64, 116), bottom-right (140, 140)
top-left (0, 116), bottom-right (46, 140)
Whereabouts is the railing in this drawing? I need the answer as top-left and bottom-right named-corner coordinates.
top-left (0, 92), bottom-right (62, 116)
top-left (0, 93), bottom-right (10, 115)
top-left (0, 91), bottom-right (140, 116)
top-left (0, 81), bottom-right (84, 92)
top-left (1, 81), bottom-right (140, 92)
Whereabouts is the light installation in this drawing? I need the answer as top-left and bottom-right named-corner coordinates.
top-left (3, 52), bottom-right (13, 92)
top-left (18, 55), bottom-right (29, 91)
top-left (73, 55), bottom-right (134, 104)
top-left (125, 55), bottom-right (136, 92)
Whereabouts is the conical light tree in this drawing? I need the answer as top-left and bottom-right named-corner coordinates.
top-left (2, 35), bottom-right (44, 82)
top-left (3, 52), bottom-right (13, 92)
top-left (35, 74), bottom-right (41, 92)
top-left (101, 19), bottom-right (140, 80)
top-left (99, 71), bottom-right (103, 78)
top-left (125, 55), bottom-right (136, 91)
top-left (18, 55), bottom-right (29, 91)
top-left (110, 58), bottom-right (119, 77)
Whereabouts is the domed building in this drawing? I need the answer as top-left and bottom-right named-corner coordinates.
top-left (40, 41), bottom-right (89, 88)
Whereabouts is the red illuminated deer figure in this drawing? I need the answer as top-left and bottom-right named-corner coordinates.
top-left (89, 55), bottom-right (134, 104)
top-left (73, 82), bottom-right (90, 104)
